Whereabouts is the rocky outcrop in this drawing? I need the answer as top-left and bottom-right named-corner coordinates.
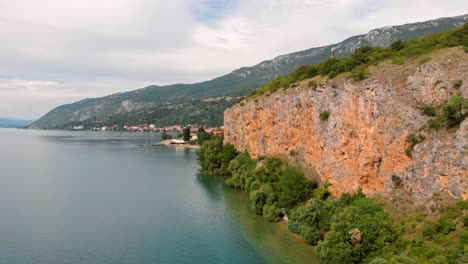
top-left (224, 48), bottom-right (467, 203)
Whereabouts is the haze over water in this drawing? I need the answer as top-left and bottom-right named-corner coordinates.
top-left (0, 129), bottom-right (318, 264)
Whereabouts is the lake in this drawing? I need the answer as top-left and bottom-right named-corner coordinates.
top-left (0, 129), bottom-right (319, 264)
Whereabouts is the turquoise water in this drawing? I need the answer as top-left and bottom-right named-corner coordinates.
top-left (0, 129), bottom-right (319, 264)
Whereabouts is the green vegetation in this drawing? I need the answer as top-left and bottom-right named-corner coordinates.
top-left (350, 67), bottom-right (371, 81)
top-left (308, 80), bottom-right (318, 90)
top-left (418, 104), bottom-right (437, 117)
top-left (196, 127), bottom-right (211, 145)
top-left (196, 136), bottom-right (238, 176)
top-left (428, 116), bottom-right (448, 130)
top-left (289, 149), bottom-right (299, 156)
top-left (247, 23), bottom-right (468, 99)
top-left (183, 127), bottom-right (191, 141)
top-left (453, 80), bottom-right (463, 89)
top-left (406, 133), bottom-right (425, 157)
top-left (391, 175), bottom-right (402, 187)
top-left (198, 137), bottom-right (318, 218)
top-left (317, 196), bottom-right (399, 263)
top-left (197, 137), bottom-right (467, 263)
top-left (386, 201), bottom-right (468, 264)
top-left (443, 95), bottom-right (468, 128)
top-left (320, 110), bottom-right (330, 121)
top-left (427, 95), bottom-right (468, 130)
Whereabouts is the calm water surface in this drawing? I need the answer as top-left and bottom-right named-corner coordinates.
top-left (0, 129), bottom-right (319, 264)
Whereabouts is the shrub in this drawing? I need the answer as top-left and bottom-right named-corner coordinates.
top-left (250, 190), bottom-right (267, 215)
top-left (443, 95), bottom-right (467, 127)
top-left (428, 116), bottom-right (447, 130)
top-left (277, 165), bottom-right (314, 208)
top-left (392, 254), bottom-right (417, 264)
top-left (289, 149), bottom-right (299, 156)
top-left (428, 256), bottom-right (449, 264)
top-left (263, 204), bottom-right (282, 222)
top-left (369, 258), bottom-right (389, 264)
top-left (328, 71), bottom-right (338, 78)
top-left (320, 110), bottom-right (330, 121)
top-left (418, 104), bottom-right (436, 116)
top-left (391, 40), bottom-right (405, 51)
top-left (391, 175), bottom-right (402, 187)
top-left (196, 127), bottom-right (211, 145)
top-left (288, 198), bottom-right (341, 245)
top-left (301, 225), bottom-right (321, 245)
top-left (313, 188), bottom-right (331, 200)
top-left (406, 133), bottom-right (425, 157)
top-left (350, 68), bottom-right (370, 81)
top-left (317, 200), bottom-right (398, 264)
top-left (392, 56), bottom-right (405, 65)
top-left (453, 80), bottom-right (463, 89)
top-left (308, 80), bottom-right (318, 90)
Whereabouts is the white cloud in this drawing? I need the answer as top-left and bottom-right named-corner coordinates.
top-left (0, 0), bottom-right (466, 119)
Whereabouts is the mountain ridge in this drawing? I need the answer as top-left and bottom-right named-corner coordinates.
top-left (32, 14), bottom-right (468, 129)
top-left (0, 117), bottom-right (34, 128)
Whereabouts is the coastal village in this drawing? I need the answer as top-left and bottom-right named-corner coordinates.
top-left (72, 123), bottom-right (224, 146)
top-left (73, 124), bottom-right (223, 134)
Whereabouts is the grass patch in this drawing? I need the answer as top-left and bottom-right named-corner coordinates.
top-left (319, 110), bottom-right (330, 121)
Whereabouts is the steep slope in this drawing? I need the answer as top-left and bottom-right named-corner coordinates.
top-left (224, 47), bottom-right (467, 204)
top-left (32, 14), bottom-right (467, 129)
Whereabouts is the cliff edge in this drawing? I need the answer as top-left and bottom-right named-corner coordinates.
top-left (224, 47), bottom-right (467, 204)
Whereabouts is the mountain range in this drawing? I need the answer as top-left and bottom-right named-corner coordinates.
top-left (0, 117), bottom-right (34, 128)
top-left (31, 14), bottom-right (468, 129)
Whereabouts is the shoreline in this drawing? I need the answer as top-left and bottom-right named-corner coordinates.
top-left (142, 140), bottom-right (200, 149)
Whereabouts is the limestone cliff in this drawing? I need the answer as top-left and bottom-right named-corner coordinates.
top-left (224, 48), bottom-right (467, 204)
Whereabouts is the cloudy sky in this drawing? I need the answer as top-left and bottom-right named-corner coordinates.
top-left (1, 0), bottom-right (467, 119)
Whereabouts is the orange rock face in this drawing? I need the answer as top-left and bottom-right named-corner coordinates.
top-left (224, 48), bottom-right (467, 203)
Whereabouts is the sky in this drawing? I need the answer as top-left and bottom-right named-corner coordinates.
top-left (1, 0), bottom-right (467, 119)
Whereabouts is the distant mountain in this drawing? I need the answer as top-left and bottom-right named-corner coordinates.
top-left (32, 14), bottom-right (468, 129)
top-left (0, 117), bottom-right (33, 128)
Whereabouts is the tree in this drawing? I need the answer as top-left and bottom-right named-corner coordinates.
top-left (219, 143), bottom-right (238, 175)
top-left (277, 165), bottom-right (314, 208)
top-left (197, 136), bottom-right (224, 174)
top-left (443, 95), bottom-right (467, 127)
top-left (317, 198), bottom-right (398, 264)
top-left (263, 204), bottom-right (282, 222)
top-left (183, 127), bottom-right (191, 141)
top-left (197, 127), bottom-right (211, 145)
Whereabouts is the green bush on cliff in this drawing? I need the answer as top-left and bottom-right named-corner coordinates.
top-left (418, 104), bottom-right (436, 117)
top-left (443, 95), bottom-right (468, 127)
top-left (426, 95), bottom-right (467, 130)
top-left (319, 110), bottom-right (330, 121)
